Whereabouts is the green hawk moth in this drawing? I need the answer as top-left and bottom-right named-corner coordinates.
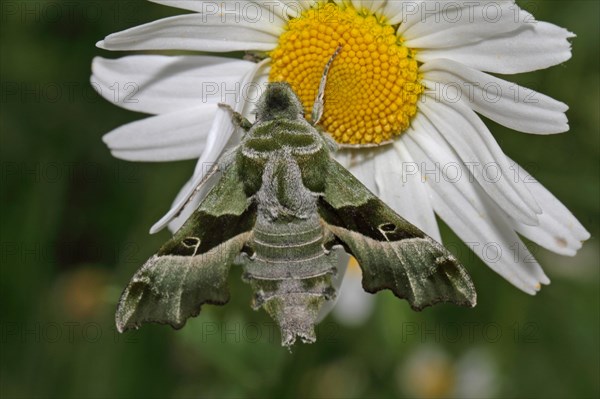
top-left (116, 51), bottom-right (477, 347)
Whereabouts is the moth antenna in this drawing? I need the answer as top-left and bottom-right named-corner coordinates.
top-left (311, 45), bottom-right (342, 125)
top-left (218, 103), bottom-right (253, 132)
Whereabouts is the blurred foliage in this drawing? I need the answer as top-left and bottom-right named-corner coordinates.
top-left (1, 1), bottom-right (598, 398)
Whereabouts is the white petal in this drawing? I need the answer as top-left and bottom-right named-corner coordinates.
top-left (359, 0), bottom-right (378, 10)
top-left (97, 13), bottom-right (281, 52)
top-left (506, 159), bottom-right (590, 256)
top-left (349, 0), bottom-right (384, 13)
top-left (333, 150), bottom-right (352, 169)
top-left (91, 55), bottom-right (255, 114)
top-left (402, 2), bottom-right (526, 48)
top-left (280, 0), bottom-right (328, 11)
top-left (240, 62), bottom-right (271, 118)
top-left (147, 0), bottom-right (215, 12)
top-left (149, 0), bottom-right (297, 18)
top-left (103, 105), bottom-right (216, 162)
top-left (404, 121), bottom-right (549, 293)
top-left (382, 0), bottom-right (424, 25)
top-left (421, 59), bottom-right (569, 134)
top-left (416, 22), bottom-right (575, 74)
top-left (167, 178), bottom-right (200, 233)
top-left (342, 149), bottom-right (379, 194)
top-left (419, 95), bottom-right (541, 225)
top-left (149, 0), bottom-right (245, 13)
top-left (268, 1), bottom-right (303, 18)
top-left (349, 0), bottom-right (363, 12)
top-left (374, 143), bottom-right (442, 242)
top-left (299, 0), bottom-right (326, 10)
top-left (338, 144), bottom-right (441, 241)
top-left (336, 143), bottom-right (441, 241)
top-left (398, 0), bottom-right (517, 33)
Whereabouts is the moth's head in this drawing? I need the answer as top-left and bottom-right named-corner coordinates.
top-left (256, 82), bottom-right (304, 121)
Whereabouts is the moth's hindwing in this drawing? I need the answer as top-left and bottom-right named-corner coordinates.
top-left (116, 162), bottom-right (256, 332)
top-left (319, 160), bottom-right (477, 311)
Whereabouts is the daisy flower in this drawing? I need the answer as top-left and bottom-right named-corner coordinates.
top-left (92, 0), bottom-right (589, 295)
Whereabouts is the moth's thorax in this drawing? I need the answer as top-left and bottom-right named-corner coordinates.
top-left (256, 152), bottom-right (317, 221)
top-left (244, 118), bottom-right (320, 154)
top-left (238, 118), bottom-right (330, 195)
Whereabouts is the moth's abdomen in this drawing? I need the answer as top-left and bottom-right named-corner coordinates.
top-left (247, 220), bottom-right (331, 279)
top-left (243, 214), bottom-right (337, 346)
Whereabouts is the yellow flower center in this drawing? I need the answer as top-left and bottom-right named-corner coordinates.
top-left (269, 3), bottom-right (423, 145)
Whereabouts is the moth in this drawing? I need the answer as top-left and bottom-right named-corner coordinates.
top-left (116, 50), bottom-right (477, 347)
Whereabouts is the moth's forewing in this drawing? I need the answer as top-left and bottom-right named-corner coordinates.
top-left (116, 162), bottom-right (256, 332)
top-left (319, 160), bottom-right (477, 310)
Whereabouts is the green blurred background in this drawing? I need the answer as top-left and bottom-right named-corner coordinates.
top-left (1, 1), bottom-right (598, 398)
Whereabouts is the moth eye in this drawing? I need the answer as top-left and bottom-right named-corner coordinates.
top-left (182, 237), bottom-right (200, 248)
top-left (379, 223), bottom-right (396, 232)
